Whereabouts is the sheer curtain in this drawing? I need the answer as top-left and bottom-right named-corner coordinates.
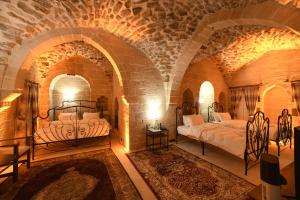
top-left (230, 88), bottom-right (243, 119)
top-left (243, 86), bottom-right (259, 116)
top-left (292, 82), bottom-right (300, 113)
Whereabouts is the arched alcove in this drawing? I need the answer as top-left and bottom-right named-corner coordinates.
top-left (114, 98), bottom-right (119, 130)
top-left (263, 86), bottom-right (290, 124)
top-left (182, 88), bottom-right (194, 104)
top-left (199, 81), bottom-right (214, 121)
top-left (49, 74), bottom-right (91, 108)
top-left (219, 92), bottom-right (226, 111)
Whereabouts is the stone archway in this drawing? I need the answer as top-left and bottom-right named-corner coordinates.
top-left (168, 2), bottom-right (300, 108)
top-left (6, 28), bottom-right (165, 151)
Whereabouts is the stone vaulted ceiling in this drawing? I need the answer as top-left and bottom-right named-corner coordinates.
top-left (35, 41), bottom-right (113, 80)
top-left (192, 25), bottom-right (300, 77)
top-left (0, 0), bottom-right (270, 82)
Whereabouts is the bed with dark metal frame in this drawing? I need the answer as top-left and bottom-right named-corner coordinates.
top-left (275, 108), bottom-right (292, 156)
top-left (176, 101), bottom-right (270, 175)
top-left (31, 99), bottom-right (111, 160)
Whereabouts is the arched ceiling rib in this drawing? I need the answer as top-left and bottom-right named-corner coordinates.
top-left (276, 0), bottom-right (300, 7)
top-left (192, 25), bottom-right (300, 77)
top-left (35, 41), bottom-right (113, 80)
top-left (0, 0), bottom-right (270, 82)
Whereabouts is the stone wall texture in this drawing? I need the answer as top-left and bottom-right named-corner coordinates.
top-left (0, 0), bottom-right (269, 82)
top-left (35, 41), bottom-right (113, 81)
top-left (0, 0), bottom-right (300, 151)
top-left (276, 0), bottom-right (300, 7)
top-left (192, 26), bottom-right (300, 79)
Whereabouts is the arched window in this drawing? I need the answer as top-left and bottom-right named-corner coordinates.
top-left (199, 81), bottom-right (214, 121)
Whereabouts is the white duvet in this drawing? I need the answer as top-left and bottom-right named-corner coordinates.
top-left (220, 120), bottom-right (247, 129)
top-left (219, 120), bottom-right (277, 140)
top-left (180, 123), bottom-right (246, 158)
top-left (34, 119), bottom-right (110, 144)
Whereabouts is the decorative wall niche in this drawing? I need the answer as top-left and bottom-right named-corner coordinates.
top-left (49, 74), bottom-right (91, 108)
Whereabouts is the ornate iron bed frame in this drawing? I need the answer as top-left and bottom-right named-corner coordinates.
top-left (176, 102), bottom-right (270, 175)
top-left (31, 99), bottom-right (111, 160)
top-left (244, 111), bottom-right (269, 175)
top-left (207, 101), bottom-right (224, 122)
top-left (276, 109), bottom-right (292, 156)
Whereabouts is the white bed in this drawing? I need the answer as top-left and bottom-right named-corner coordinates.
top-left (177, 123), bottom-right (246, 158)
top-left (219, 119), bottom-right (278, 140)
top-left (34, 118), bottom-right (110, 144)
top-left (176, 103), bottom-right (270, 175)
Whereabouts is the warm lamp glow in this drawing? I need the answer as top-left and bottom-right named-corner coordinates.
top-left (121, 96), bottom-right (130, 152)
top-left (62, 88), bottom-right (77, 101)
top-left (147, 99), bottom-right (161, 120)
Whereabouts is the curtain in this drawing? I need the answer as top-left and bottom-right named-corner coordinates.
top-left (230, 88), bottom-right (243, 119)
top-left (292, 82), bottom-right (300, 113)
top-left (27, 83), bottom-right (39, 118)
top-left (26, 81), bottom-right (39, 136)
top-left (243, 86), bottom-right (259, 116)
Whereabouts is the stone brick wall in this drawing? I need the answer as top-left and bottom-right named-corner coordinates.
top-left (50, 74), bottom-right (91, 108)
top-left (229, 49), bottom-right (300, 113)
top-left (192, 26), bottom-right (300, 80)
top-left (0, 101), bottom-right (17, 144)
top-left (1, 0), bottom-right (300, 152)
top-left (180, 57), bottom-right (230, 112)
top-left (0, 0), bottom-right (269, 84)
top-left (36, 41), bottom-right (113, 81)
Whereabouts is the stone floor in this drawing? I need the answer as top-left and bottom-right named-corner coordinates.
top-left (0, 134), bottom-right (294, 200)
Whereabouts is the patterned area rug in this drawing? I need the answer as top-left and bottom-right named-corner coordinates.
top-left (127, 146), bottom-right (255, 200)
top-left (0, 149), bottom-right (140, 200)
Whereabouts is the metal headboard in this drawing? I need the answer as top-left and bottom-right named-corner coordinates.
top-left (244, 111), bottom-right (269, 175)
top-left (176, 102), bottom-right (198, 142)
top-left (276, 108), bottom-right (292, 156)
top-left (208, 102), bottom-right (224, 122)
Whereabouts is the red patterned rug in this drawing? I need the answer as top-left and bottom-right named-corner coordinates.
top-left (0, 149), bottom-right (141, 200)
top-left (127, 146), bottom-right (255, 200)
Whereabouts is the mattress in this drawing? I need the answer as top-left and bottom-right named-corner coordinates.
top-left (187, 123), bottom-right (246, 158)
top-left (220, 120), bottom-right (247, 129)
top-left (220, 120), bottom-right (278, 140)
top-left (34, 119), bottom-right (110, 144)
top-left (177, 125), bottom-right (190, 136)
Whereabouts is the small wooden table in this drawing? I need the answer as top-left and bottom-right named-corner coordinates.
top-left (146, 126), bottom-right (169, 151)
top-left (248, 162), bottom-right (296, 199)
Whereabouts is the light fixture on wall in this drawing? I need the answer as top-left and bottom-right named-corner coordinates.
top-left (62, 88), bottom-right (77, 101)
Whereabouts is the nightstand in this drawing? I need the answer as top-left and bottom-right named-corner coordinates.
top-left (146, 124), bottom-right (169, 151)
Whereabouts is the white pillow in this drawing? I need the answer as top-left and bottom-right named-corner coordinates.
top-left (183, 115), bottom-right (194, 127)
top-left (83, 112), bottom-right (100, 119)
top-left (58, 112), bottom-right (77, 121)
top-left (189, 115), bottom-right (204, 126)
top-left (218, 112), bottom-right (231, 121)
top-left (212, 112), bottom-right (221, 122)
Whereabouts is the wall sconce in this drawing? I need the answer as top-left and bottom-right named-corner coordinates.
top-left (62, 88), bottom-right (77, 101)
